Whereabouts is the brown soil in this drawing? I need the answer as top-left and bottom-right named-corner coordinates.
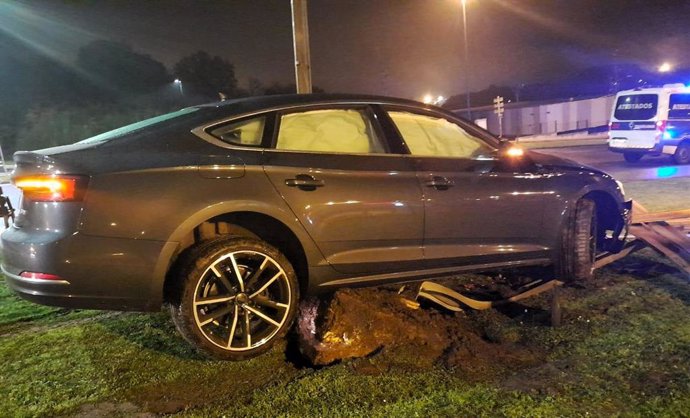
top-left (297, 276), bottom-right (547, 380)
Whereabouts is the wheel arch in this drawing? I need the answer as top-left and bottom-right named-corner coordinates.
top-left (580, 189), bottom-right (625, 252)
top-left (151, 203), bottom-right (322, 307)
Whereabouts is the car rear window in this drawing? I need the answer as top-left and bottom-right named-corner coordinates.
top-left (669, 94), bottom-right (690, 119)
top-left (614, 94), bottom-right (657, 120)
top-left (78, 107), bottom-right (200, 144)
top-left (276, 109), bottom-right (386, 154)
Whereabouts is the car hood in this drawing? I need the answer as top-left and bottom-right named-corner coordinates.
top-left (527, 150), bottom-right (611, 177)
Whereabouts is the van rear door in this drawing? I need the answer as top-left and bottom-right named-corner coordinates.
top-left (609, 94), bottom-right (659, 149)
top-left (665, 93), bottom-right (690, 144)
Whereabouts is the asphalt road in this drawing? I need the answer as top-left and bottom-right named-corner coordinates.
top-left (535, 144), bottom-right (690, 182)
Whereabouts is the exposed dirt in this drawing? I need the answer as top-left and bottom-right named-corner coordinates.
top-left (297, 274), bottom-right (548, 380)
top-left (69, 401), bottom-right (155, 418)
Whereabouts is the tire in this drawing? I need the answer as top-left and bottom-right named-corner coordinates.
top-left (169, 236), bottom-right (300, 360)
top-left (673, 142), bottom-right (690, 165)
top-left (559, 198), bottom-right (598, 282)
top-left (623, 152), bottom-right (643, 163)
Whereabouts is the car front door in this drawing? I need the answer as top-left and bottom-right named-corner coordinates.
top-left (383, 108), bottom-right (550, 269)
top-left (262, 105), bottom-right (424, 275)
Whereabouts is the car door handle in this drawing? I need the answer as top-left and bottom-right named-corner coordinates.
top-left (285, 174), bottom-right (325, 191)
top-left (424, 176), bottom-right (454, 190)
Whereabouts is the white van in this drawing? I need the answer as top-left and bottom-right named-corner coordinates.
top-left (608, 84), bottom-right (690, 164)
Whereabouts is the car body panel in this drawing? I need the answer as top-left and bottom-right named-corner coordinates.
top-left (0, 94), bottom-right (630, 311)
top-left (263, 150), bottom-right (424, 274)
top-left (412, 156), bottom-right (551, 266)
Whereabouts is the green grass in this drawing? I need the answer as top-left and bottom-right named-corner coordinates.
top-left (624, 177), bottom-right (690, 211)
top-left (0, 182), bottom-right (688, 417)
top-left (1, 251), bottom-right (690, 417)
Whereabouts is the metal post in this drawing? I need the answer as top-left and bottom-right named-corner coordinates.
top-left (0, 145), bottom-right (6, 174)
top-left (291, 0), bottom-right (312, 94)
top-left (461, 0), bottom-right (471, 120)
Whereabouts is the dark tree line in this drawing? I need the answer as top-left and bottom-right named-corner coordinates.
top-left (0, 37), bottom-right (320, 152)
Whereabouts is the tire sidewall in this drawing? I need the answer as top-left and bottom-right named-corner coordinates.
top-left (170, 237), bottom-right (300, 361)
top-left (623, 152), bottom-right (642, 163)
top-left (559, 198), bottom-right (597, 282)
top-left (674, 142), bottom-right (690, 165)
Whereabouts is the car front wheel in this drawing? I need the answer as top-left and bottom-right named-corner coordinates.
top-left (623, 152), bottom-right (643, 163)
top-left (673, 142), bottom-right (690, 165)
top-left (169, 237), bottom-right (299, 360)
top-left (559, 198), bottom-right (598, 282)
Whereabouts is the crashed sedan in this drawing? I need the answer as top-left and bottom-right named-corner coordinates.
top-left (1, 94), bottom-right (630, 360)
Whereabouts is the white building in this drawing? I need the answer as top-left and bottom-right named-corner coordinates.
top-left (453, 95), bottom-right (616, 137)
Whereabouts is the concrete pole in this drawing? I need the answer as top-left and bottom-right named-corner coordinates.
top-left (461, 0), bottom-right (471, 120)
top-left (291, 0), bottom-right (312, 94)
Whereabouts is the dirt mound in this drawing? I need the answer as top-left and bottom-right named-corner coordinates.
top-left (297, 284), bottom-right (544, 377)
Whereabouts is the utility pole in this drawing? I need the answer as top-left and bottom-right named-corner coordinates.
top-left (461, 0), bottom-right (471, 120)
top-left (291, 0), bottom-right (312, 94)
top-left (493, 96), bottom-right (504, 137)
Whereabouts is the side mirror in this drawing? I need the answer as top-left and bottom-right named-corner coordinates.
top-left (494, 141), bottom-right (532, 172)
top-left (496, 137), bottom-right (525, 158)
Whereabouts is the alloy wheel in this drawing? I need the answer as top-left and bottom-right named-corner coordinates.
top-left (192, 250), bottom-right (292, 351)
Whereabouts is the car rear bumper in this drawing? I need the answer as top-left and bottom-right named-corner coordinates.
top-left (608, 143), bottom-right (663, 154)
top-left (1, 228), bottom-right (173, 311)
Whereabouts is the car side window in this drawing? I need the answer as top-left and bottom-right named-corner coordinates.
top-left (387, 110), bottom-right (492, 158)
top-left (209, 116), bottom-right (266, 146)
top-left (276, 109), bottom-right (386, 154)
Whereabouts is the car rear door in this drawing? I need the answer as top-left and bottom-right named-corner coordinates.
top-left (262, 105), bottom-right (424, 275)
top-left (382, 107), bottom-right (550, 269)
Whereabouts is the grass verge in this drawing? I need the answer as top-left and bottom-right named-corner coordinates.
top-left (1, 249), bottom-right (689, 417)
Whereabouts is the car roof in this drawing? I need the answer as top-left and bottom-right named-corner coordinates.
top-left (194, 93), bottom-right (454, 118)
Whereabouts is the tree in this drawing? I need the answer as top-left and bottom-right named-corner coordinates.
top-left (173, 51), bottom-right (238, 99)
top-left (77, 40), bottom-right (171, 95)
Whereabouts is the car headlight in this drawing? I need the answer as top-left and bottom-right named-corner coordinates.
top-left (615, 179), bottom-right (625, 197)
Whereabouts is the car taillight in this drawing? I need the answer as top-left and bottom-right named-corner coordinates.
top-left (13, 175), bottom-right (88, 202)
top-left (20, 271), bottom-right (65, 281)
top-left (610, 122), bottom-right (621, 130)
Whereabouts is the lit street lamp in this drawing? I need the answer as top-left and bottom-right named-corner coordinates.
top-left (174, 78), bottom-right (183, 95)
top-left (658, 62), bottom-right (672, 73)
top-left (422, 94), bottom-right (447, 106)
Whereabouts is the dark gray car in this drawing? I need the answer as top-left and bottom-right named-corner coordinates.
top-left (1, 94), bottom-right (631, 360)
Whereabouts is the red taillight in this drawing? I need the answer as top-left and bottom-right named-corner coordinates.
top-left (656, 120), bottom-right (667, 132)
top-left (20, 271), bottom-right (64, 281)
top-left (610, 122), bottom-right (621, 130)
top-left (13, 175), bottom-right (87, 202)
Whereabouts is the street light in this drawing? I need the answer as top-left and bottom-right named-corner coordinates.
top-left (461, 0), bottom-right (471, 120)
top-left (421, 94), bottom-right (447, 105)
top-left (658, 62), bottom-right (672, 73)
top-left (174, 78), bottom-right (183, 95)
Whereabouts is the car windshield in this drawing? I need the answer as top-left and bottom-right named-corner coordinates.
top-left (614, 94), bottom-right (658, 120)
top-left (77, 107), bottom-right (200, 144)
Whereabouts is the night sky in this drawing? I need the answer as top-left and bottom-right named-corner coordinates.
top-left (3, 0), bottom-right (690, 100)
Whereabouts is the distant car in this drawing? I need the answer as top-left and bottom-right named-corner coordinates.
top-left (1, 94), bottom-right (630, 360)
top-left (608, 84), bottom-right (690, 164)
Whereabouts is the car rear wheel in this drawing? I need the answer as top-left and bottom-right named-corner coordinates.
top-left (169, 237), bottom-right (299, 360)
top-left (673, 142), bottom-right (690, 165)
top-left (559, 198), bottom-right (598, 282)
top-left (623, 152), bottom-right (643, 163)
